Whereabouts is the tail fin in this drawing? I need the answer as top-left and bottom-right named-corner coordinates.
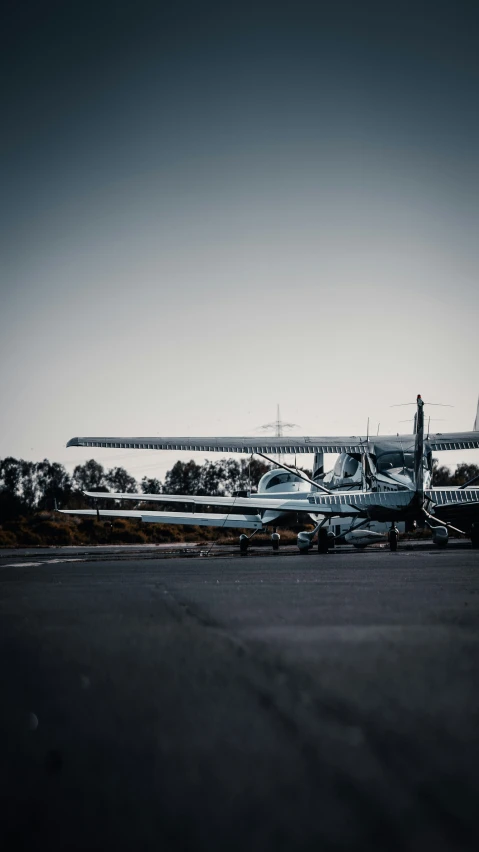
top-left (474, 395), bottom-right (479, 431)
top-left (414, 394), bottom-right (425, 498)
top-left (312, 452), bottom-right (324, 481)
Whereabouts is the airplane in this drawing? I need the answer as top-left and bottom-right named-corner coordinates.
top-left (61, 395), bottom-right (479, 553)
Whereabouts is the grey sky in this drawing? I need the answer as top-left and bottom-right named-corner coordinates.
top-left (1, 1), bottom-right (478, 484)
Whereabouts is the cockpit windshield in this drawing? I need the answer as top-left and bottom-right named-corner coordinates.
top-left (377, 451), bottom-right (414, 473)
top-left (265, 472), bottom-right (297, 489)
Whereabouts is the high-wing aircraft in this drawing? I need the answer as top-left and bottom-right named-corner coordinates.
top-left (62, 395), bottom-right (479, 552)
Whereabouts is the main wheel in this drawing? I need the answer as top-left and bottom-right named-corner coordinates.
top-left (297, 532), bottom-right (312, 553)
top-left (318, 527), bottom-right (329, 554)
top-left (388, 528), bottom-right (398, 552)
top-left (271, 533), bottom-right (280, 551)
top-left (239, 534), bottom-right (249, 553)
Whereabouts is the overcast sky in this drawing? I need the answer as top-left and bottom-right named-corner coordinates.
top-left (1, 0), bottom-right (478, 483)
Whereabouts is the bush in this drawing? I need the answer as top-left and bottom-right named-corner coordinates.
top-left (0, 530), bottom-right (17, 547)
top-left (32, 521), bottom-right (75, 546)
top-left (14, 528), bottom-right (43, 546)
top-left (109, 520), bottom-right (148, 544)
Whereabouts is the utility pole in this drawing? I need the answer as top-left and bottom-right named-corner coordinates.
top-left (258, 405), bottom-right (299, 466)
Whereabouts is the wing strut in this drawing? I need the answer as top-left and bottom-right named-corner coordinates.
top-left (422, 505), bottom-right (466, 537)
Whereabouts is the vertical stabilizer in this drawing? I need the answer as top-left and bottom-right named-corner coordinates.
top-left (474, 395), bottom-right (479, 431)
top-left (312, 452), bottom-right (324, 480)
top-left (414, 394), bottom-right (425, 499)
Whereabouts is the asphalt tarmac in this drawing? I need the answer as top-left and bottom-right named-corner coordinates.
top-left (1, 545), bottom-right (479, 851)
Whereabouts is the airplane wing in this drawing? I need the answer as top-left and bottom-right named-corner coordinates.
top-left (67, 435), bottom-right (376, 453)
top-left (425, 488), bottom-right (479, 531)
top-left (67, 431), bottom-right (479, 454)
top-left (58, 508), bottom-right (263, 529)
top-left (80, 488), bottom-right (416, 517)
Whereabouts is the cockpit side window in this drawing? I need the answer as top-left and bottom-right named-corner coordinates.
top-left (334, 453), bottom-right (360, 478)
top-left (343, 456), bottom-right (359, 478)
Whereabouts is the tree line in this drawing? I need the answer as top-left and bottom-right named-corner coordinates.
top-left (0, 456), bottom-right (271, 522)
top-left (1, 455), bottom-right (478, 522)
top-left (431, 460), bottom-right (479, 487)
top-left (0, 455), bottom-right (477, 548)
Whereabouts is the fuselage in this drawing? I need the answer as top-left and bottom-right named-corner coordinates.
top-left (251, 443), bottom-right (433, 530)
top-left (321, 443), bottom-right (433, 493)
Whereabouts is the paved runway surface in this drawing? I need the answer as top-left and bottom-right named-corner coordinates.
top-left (1, 545), bottom-right (479, 850)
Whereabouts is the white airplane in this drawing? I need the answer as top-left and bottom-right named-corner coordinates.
top-left (62, 395), bottom-right (479, 552)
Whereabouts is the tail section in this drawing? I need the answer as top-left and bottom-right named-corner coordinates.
top-left (474, 395), bottom-right (479, 431)
top-left (312, 452), bottom-right (324, 481)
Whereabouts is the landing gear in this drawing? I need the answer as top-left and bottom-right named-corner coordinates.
top-left (388, 524), bottom-right (399, 552)
top-left (271, 532), bottom-right (280, 551)
top-left (297, 532), bottom-right (312, 553)
top-left (297, 522), bottom-right (332, 554)
top-left (471, 523), bottom-right (479, 549)
top-left (239, 528), bottom-right (261, 553)
top-left (318, 527), bottom-right (329, 554)
top-left (431, 526), bottom-right (449, 547)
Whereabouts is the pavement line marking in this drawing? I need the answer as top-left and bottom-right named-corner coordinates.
top-left (1, 558), bottom-right (83, 568)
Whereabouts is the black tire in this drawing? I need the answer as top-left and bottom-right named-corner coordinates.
top-left (318, 528), bottom-right (329, 554)
top-left (471, 524), bottom-right (479, 549)
top-left (239, 535), bottom-right (249, 554)
top-left (388, 529), bottom-right (398, 552)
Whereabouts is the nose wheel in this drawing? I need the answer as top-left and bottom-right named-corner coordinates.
top-left (271, 532), bottom-right (280, 551)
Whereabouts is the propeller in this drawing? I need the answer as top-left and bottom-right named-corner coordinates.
top-left (357, 419), bottom-right (377, 488)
